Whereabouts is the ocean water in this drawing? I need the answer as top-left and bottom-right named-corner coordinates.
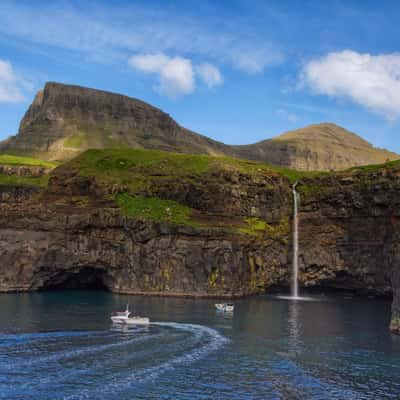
top-left (0, 291), bottom-right (399, 400)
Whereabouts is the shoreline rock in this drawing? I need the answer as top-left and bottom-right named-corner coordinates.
top-left (0, 155), bottom-right (399, 333)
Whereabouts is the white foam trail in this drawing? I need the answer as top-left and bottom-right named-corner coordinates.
top-left (0, 330), bottom-right (104, 348)
top-left (1, 332), bottom-right (163, 370)
top-left (108, 322), bottom-right (228, 386)
top-left (42, 331), bottom-right (187, 389)
top-left (64, 322), bottom-right (228, 399)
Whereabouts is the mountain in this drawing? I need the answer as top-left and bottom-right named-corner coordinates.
top-left (1, 82), bottom-right (229, 160)
top-left (1, 82), bottom-right (398, 170)
top-left (232, 123), bottom-right (399, 171)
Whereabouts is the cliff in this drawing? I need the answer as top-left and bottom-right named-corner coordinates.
top-left (2, 82), bottom-right (229, 160)
top-left (0, 150), bottom-right (292, 296)
top-left (1, 82), bottom-right (398, 171)
top-left (297, 164), bottom-right (400, 334)
top-left (0, 149), bottom-right (399, 333)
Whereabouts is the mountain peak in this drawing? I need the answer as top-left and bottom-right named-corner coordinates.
top-left (1, 82), bottom-right (398, 170)
top-left (274, 123), bottom-right (372, 147)
top-left (233, 122), bottom-right (398, 170)
top-left (4, 82), bottom-right (228, 160)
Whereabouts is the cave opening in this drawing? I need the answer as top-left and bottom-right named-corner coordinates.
top-left (40, 266), bottom-right (110, 291)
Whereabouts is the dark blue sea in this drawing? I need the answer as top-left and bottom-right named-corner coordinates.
top-left (0, 291), bottom-right (399, 399)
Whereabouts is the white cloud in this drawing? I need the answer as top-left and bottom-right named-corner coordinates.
top-left (0, 2), bottom-right (282, 75)
top-left (301, 50), bottom-right (400, 119)
top-left (129, 53), bottom-right (195, 97)
top-left (0, 59), bottom-right (25, 103)
top-left (158, 57), bottom-right (194, 97)
top-left (233, 48), bottom-right (284, 74)
top-left (276, 108), bottom-right (297, 122)
top-left (195, 63), bottom-right (223, 88)
top-left (129, 53), bottom-right (170, 74)
top-left (129, 53), bottom-right (223, 97)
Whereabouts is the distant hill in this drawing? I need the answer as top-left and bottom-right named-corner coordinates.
top-left (232, 123), bottom-right (399, 171)
top-left (1, 82), bottom-right (398, 170)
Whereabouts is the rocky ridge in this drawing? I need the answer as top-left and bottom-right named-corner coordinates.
top-left (1, 82), bottom-right (398, 171)
top-left (2, 82), bottom-right (229, 161)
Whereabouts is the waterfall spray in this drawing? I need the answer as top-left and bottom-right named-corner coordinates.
top-left (292, 182), bottom-right (299, 298)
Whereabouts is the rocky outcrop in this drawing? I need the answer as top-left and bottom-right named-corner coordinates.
top-left (0, 153), bottom-right (399, 333)
top-left (0, 185), bottom-right (41, 203)
top-left (295, 169), bottom-right (400, 333)
top-left (2, 82), bottom-right (229, 160)
top-left (390, 253), bottom-right (400, 334)
top-left (298, 174), bottom-right (400, 294)
top-left (1, 82), bottom-right (398, 170)
top-left (0, 164), bottom-right (51, 177)
top-left (0, 203), bottom-right (290, 296)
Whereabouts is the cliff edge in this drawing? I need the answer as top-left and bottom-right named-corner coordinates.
top-left (0, 149), bottom-right (399, 333)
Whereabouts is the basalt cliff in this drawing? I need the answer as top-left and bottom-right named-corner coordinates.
top-left (0, 150), bottom-right (399, 334)
top-left (1, 82), bottom-right (398, 171)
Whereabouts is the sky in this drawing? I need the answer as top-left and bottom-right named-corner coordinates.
top-left (0, 0), bottom-right (400, 152)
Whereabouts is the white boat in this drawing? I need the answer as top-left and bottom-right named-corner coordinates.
top-left (111, 304), bottom-right (150, 326)
top-left (215, 303), bottom-right (234, 312)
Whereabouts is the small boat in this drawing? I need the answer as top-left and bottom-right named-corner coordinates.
top-left (215, 303), bottom-right (234, 313)
top-left (111, 304), bottom-right (150, 326)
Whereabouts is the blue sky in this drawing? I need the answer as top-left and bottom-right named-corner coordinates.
top-left (0, 0), bottom-right (400, 152)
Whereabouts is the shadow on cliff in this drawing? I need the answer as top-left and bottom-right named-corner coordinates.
top-left (38, 266), bottom-right (110, 291)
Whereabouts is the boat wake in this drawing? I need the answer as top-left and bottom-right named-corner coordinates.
top-left (0, 330), bottom-right (104, 349)
top-left (0, 322), bottom-right (228, 400)
top-left (120, 322), bottom-right (229, 383)
top-left (66, 322), bottom-right (229, 399)
top-left (0, 332), bottom-right (164, 370)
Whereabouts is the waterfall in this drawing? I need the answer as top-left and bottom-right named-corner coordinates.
top-left (292, 182), bottom-right (299, 298)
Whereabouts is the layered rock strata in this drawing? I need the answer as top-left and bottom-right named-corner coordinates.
top-left (0, 158), bottom-right (399, 333)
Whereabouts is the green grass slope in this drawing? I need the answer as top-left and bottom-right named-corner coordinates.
top-left (60, 148), bottom-right (323, 186)
top-left (0, 154), bottom-right (56, 188)
top-left (0, 154), bottom-right (57, 168)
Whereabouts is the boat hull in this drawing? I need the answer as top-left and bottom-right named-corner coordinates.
top-left (215, 304), bottom-right (234, 312)
top-left (124, 317), bottom-right (150, 326)
top-left (111, 317), bottom-right (150, 325)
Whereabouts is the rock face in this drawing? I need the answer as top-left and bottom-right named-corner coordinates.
top-left (0, 209), bottom-right (290, 296)
top-left (2, 82), bottom-right (229, 160)
top-left (0, 170), bottom-right (292, 296)
top-left (233, 123), bottom-right (399, 171)
top-left (0, 164), bottom-right (51, 177)
top-left (1, 82), bottom-right (398, 170)
top-left (0, 155), bottom-right (399, 333)
top-left (297, 168), bottom-right (400, 335)
top-left (297, 171), bottom-right (400, 299)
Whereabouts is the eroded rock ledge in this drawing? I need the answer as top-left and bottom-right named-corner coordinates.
top-left (0, 156), bottom-right (399, 334)
top-left (0, 205), bottom-right (290, 296)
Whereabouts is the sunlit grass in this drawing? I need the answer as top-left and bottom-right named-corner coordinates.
top-left (0, 154), bottom-right (57, 168)
top-left (116, 193), bottom-right (197, 226)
